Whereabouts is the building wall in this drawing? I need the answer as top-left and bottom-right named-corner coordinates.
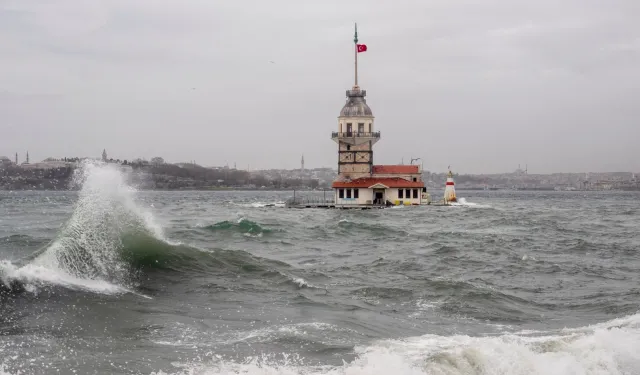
top-left (338, 116), bottom-right (374, 133)
top-left (333, 187), bottom-right (422, 205)
top-left (338, 140), bottom-right (373, 180)
top-left (334, 187), bottom-right (374, 205)
top-left (338, 165), bottom-right (370, 180)
top-left (384, 188), bottom-right (422, 205)
top-left (339, 142), bottom-right (371, 151)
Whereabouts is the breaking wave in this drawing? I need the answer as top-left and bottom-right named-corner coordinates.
top-left (0, 161), bottom-right (169, 295)
top-left (0, 161), bottom-right (306, 296)
top-left (153, 312), bottom-right (640, 374)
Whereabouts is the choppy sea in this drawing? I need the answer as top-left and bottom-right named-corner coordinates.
top-left (1, 162), bottom-right (639, 374)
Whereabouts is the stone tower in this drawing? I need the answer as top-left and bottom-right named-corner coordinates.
top-left (331, 24), bottom-right (379, 181)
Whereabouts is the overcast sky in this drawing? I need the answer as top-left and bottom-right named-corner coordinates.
top-left (1, 0), bottom-right (638, 173)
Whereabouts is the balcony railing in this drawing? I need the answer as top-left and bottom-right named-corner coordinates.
top-left (331, 132), bottom-right (381, 138)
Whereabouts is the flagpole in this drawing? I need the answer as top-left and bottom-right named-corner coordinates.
top-left (354, 23), bottom-right (358, 88)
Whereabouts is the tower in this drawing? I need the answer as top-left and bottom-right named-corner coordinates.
top-left (26, 151), bottom-right (29, 164)
top-left (444, 167), bottom-right (457, 203)
top-left (331, 24), bottom-right (379, 180)
top-left (15, 152), bottom-right (17, 164)
top-left (301, 154), bottom-right (305, 171)
top-left (102, 149), bottom-right (107, 162)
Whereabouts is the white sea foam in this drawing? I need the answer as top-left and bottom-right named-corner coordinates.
top-left (291, 277), bottom-right (311, 288)
top-left (0, 260), bottom-right (125, 294)
top-left (0, 161), bottom-right (165, 295)
top-left (449, 198), bottom-right (491, 208)
top-left (234, 202), bottom-right (286, 208)
top-left (151, 313), bottom-right (640, 375)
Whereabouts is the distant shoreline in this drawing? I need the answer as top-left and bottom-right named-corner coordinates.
top-left (3, 187), bottom-right (640, 193)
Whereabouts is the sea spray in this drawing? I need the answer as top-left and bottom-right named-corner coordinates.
top-left (0, 161), bottom-right (166, 293)
top-left (151, 313), bottom-right (640, 375)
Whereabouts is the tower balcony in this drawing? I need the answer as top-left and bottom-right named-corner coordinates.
top-left (331, 131), bottom-right (381, 145)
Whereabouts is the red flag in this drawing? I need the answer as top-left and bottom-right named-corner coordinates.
top-left (357, 44), bottom-right (367, 53)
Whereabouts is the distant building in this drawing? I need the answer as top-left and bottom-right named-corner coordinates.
top-left (21, 151), bottom-right (30, 165)
top-left (0, 156), bottom-right (12, 166)
top-left (102, 149), bottom-right (108, 162)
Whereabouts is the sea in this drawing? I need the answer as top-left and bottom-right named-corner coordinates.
top-left (1, 162), bottom-right (639, 375)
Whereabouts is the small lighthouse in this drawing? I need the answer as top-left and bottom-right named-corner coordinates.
top-left (444, 168), bottom-right (457, 203)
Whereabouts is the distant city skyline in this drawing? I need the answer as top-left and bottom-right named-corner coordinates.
top-left (1, 1), bottom-right (638, 173)
top-left (2, 149), bottom-right (639, 175)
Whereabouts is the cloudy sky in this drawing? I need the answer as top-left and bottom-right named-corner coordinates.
top-left (1, 0), bottom-right (638, 173)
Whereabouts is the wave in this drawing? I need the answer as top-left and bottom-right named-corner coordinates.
top-left (150, 312), bottom-right (640, 375)
top-left (234, 201), bottom-right (286, 208)
top-left (200, 218), bottom-right (275, 236)
top-left (449, 198), bottom-right (492, 208)
top-left (0, 234), bottom-right (46, 247)
top-left (336, 220), bottom-right (409, 238)
top-left (0, 161), bottom-right (167, 295)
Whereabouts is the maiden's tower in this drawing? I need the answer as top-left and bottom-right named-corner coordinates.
top-left (330, 25), bottom-right (426, 206)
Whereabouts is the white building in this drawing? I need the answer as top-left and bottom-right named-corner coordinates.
top-left (330, 25), bottom-right (425, 206)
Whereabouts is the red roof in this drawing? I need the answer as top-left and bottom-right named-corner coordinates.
top-left (372, 165), bottom-right (419, 174)
top-left (332, 177), bottom-right (424, 188)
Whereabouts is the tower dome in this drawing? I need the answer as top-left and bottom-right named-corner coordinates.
top-left (339, 87), bottom-right (373, 117)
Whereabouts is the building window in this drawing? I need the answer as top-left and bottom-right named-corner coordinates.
top-left (412, 177), bottom-right (417, 182)
top-left (347, 145), bottom-right (351, 151)
top-left (339, 189), bottom-right (344, 198)
top-left (398, 189), bottom-right (404, 198)
top-left (413, 189), bottom-right (418, 198)
top-left (346, 189), bottom-right (352, 199)
top-left (354, 189), bottom-right (359, 199)
top-left (346, 123), bottom-right (352, 134)
top-left (406, 189), bottom-right (411, 198)
top-left (358, 123), bottom-right (364, 133)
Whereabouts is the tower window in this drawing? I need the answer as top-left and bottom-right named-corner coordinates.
top-left (358, 123), bottom-right (364, 133)
top-left (412, 177), bottom-right (417, 182)
top-left (346, 123), bottom-right (352, 134)
top-left (346, 145), bottom-right (351, 151)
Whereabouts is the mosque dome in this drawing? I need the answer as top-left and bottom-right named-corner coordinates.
top-left (339, 87), bottom-right (373, 117)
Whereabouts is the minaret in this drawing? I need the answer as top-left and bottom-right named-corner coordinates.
top-left (331, 23), bottom-right (378, 181)
top-left (26, 151), bottom-right (29, 164)
top-left (15, 152), bottom-right (18, 164)
top-left (102, 149), bottom-right (107, 162)
top-left (301, 154), bottom-right (305, 171)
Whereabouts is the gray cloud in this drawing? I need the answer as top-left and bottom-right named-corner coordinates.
top-left (1, 0), bottom-right (638, 173)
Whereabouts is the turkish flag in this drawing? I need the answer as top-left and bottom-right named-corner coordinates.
top-left (357, 44), bottom-right (367, 53)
